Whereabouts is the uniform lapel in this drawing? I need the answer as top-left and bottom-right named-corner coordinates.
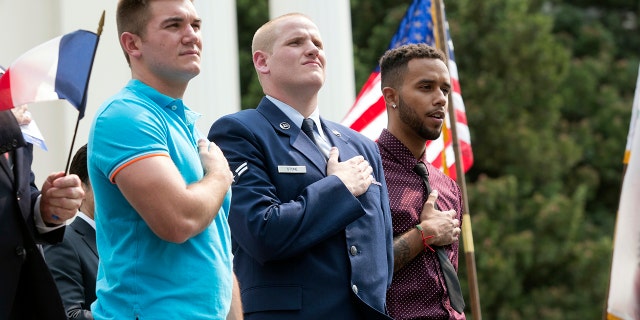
top-left (73, 218), bottom-right (99, 258)
top-left (257, 98), bottom-right (327, 173)
top-left (291, 132), bottom-right (326, 173)
top-left (322, 121), bottom-right (359, 162)
top-left (13, 148), bottom-right (31, 221)
top-left (0, 109), bottom-right (26, 182)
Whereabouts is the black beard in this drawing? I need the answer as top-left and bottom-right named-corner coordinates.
top-left (397, 96), bottom-right (442, 141)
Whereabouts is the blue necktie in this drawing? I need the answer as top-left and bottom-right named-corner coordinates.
top-left (301, 118), bottom-right (318, 147)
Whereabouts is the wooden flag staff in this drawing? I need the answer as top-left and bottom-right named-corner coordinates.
top-left (432, 1), bottom-right (482, 319)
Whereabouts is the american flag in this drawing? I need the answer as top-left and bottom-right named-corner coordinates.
top-left (341, 0), bottom-right (473, 180)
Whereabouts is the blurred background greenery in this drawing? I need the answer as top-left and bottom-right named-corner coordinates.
top-left (236, 0), bottom-right (639, 318)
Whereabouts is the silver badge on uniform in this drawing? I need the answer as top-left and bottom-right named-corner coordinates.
top-left (277, 165), bottom-right (307, 173)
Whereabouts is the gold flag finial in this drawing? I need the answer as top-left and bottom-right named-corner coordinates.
top-left (97, 10), bottom-right (105, 36)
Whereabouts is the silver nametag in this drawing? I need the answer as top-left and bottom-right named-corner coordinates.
top-left (278, 165), bottom-right (307, 173)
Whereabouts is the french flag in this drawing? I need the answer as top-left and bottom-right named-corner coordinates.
top-left (0, 30), bottom-right (99, 119)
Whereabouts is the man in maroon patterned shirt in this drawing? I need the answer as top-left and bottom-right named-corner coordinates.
top-left (376, 43), bottom-right (466, 319)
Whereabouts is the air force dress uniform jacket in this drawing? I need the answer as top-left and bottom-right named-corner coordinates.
top-left (209, 98), bottom-right (394, 319)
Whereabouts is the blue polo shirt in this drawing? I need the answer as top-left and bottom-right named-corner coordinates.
top-left (88, 79), bottom-right (233, 319)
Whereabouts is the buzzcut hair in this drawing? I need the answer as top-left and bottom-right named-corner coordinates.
top-left (251, 12), bottom-right (311, 54)
top-left (379, 43), bottom-right (447, 89)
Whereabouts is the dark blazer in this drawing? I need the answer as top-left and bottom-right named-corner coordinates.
top-left (0, 110), bottom-right (25, 154)
top-left (209, 97), bottom-right (394, 320)
top-left (44, 216), bottom-right (98, 320)
top-left (0, 111), bottom-right (67, 320)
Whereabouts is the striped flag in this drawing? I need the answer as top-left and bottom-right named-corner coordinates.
top-left (606, 65), bottom-right (640, 320)
top-left (0, 30), bottom-right (99, 119)
top-left (624, 65), bottom-right (640, 166)
top-left (341, 0), bottom-right (472, 180)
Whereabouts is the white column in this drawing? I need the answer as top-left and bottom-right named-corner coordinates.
top-left (190, 1), bottom-right (241, 135)
top-left (269, 0), bottom-right (355, 122)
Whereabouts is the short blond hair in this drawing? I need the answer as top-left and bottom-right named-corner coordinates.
top-left (251, 13), bottom-right (311, 54)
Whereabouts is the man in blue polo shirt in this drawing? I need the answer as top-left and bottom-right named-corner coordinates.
top-left (87, 0), bottom-right (242, 319)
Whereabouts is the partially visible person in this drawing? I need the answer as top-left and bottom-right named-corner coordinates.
top-left (88, 0), bottom-right (241, 319)
top-left (377, 43), bottom-right (465, 319)
top-left (209, 13), bottom-right (393, 320)
top-left (0, 104), bottom-right (85, 319)
top-left (44, 144), bottom-right (97, 320)
top-left (0, 108), bottom-right (25, 155)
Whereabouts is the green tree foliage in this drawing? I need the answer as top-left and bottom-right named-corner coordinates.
top-left (448, 0), bottom-right (635, 318)
top-left (234, 0), bottom-right (638, 318)
top-left (551, 2), bottom-right (639, 214)
top-left (236, 0), bottom-right (269, 109)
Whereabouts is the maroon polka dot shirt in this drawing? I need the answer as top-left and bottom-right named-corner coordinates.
top-left (377, 129), bottom-right (465, 320)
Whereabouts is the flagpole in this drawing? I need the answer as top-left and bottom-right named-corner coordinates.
top-left (64, 10), bottom-right (105, 175)
top-left (432, 1), bottom-right (482, 319)
top-left (64, 117), bottom-right (81, 175)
